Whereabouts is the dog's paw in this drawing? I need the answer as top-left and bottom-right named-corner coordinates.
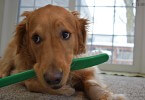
top-left (0, 61), bottom-right (12, 78)
top-left (59, 85), bottom-right (75, 96)
top-left (108, 94), bottom-right (127, 100)
top-left (0, 68), bottom-right (9, 78)
top-left (74, 92), bottom-right (87, 100)
top-left (112, 94), bottom-right (127, 100)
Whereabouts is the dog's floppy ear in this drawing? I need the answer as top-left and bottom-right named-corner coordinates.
top-left (15, 11), bottom-right (32, 54)
top-left (72, 11), bottom-right (88, 55)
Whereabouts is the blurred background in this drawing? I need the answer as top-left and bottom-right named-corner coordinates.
top-left (0, 0), bottom-right (145, 74)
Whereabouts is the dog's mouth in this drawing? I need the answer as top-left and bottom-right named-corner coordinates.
top-left (44, 79), bottom-right (64, 89)
top-left (51, 84), bottom-right (63, 89)
top-left (34, 63), bottom-right (70, 90)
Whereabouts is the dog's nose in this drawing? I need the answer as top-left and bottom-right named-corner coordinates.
top-left (44, 70), bottom-right (63, 85)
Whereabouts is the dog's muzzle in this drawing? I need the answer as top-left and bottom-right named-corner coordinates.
top-left (43, 69), bottom-right (63, 89)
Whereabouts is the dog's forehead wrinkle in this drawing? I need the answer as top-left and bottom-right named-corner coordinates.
top-left (30, 17), bottom-right (69, 31)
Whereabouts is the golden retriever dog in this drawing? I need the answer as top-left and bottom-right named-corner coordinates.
top-left (0, 5), bottom-right (126, 100)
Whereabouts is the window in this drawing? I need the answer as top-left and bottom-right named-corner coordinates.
top-left (17, 0), bottom-right (145, 73)
top-left (75, 0), bottom-right (136, 66)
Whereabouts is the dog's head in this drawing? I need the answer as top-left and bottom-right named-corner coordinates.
top-left (15, 5), bottom-right (87, 89)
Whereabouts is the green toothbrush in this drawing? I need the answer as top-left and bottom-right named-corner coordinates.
top-left (0, 53), bottom-right (109, 88)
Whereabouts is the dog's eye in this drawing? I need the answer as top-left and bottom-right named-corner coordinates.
top-left (32, 34), bottom-right (42, 44)
top-left (61, 31), bottom-right (71, 40)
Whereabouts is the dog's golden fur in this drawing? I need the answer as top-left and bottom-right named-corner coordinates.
top-left (0, 5), bottom-right (126, 100)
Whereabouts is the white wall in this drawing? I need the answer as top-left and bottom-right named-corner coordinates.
top-left (0, 0), bottom-right (4, 56)
top-left (140, 0), bottom-right (145, 74)
top-left (0, 0), bottom-right (19, 56)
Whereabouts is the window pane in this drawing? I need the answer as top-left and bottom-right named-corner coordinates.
top-left (113, 36), bottom-right (134, 46)
top-left (87, 35), bottom-right (113, 46)
top-left (76, 0), bottom-right (95, 6)
top-left (88, 24), bottom-right (94, 34)
top-left (112, 47), bottom-right (133, 65)
top-left (35, 0), bottom-right (51, 7)
top-left (93, 7), bottom-right (114, 35)
top-left (87, 35), bottom-right (92, 45)
top-left (20, 0), bottom-right (34, 6)
top-left (112, 36), bottom-right (134, 65)
top-left (114, 7), bottom-right (136, 35)
top-left (115, 0), bottom-right (136, 7)
top-left (52, 0), bottom-right (69, 7)
top-left (79, 7), bottom-right (94, 23)
top-left (95, 0), bottom-right (114, 6)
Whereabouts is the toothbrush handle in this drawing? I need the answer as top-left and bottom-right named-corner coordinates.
top-left (71, 53), bottom-right (109, 70)
top-left (0, 69), bottom-right (35, 88)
